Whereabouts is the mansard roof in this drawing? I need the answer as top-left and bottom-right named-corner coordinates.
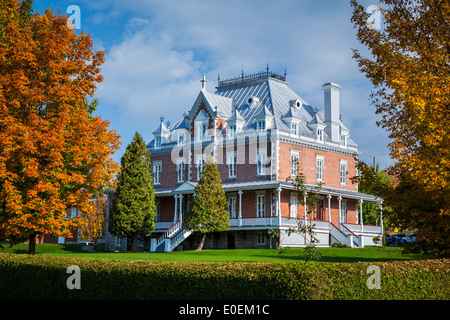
top-left (149, 69), bottom-right (358, 148)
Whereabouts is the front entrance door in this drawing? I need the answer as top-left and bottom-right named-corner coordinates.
top-left (315, 200), bottom-right (325, 221)
top-left (227, 232), bottom-right (235, 249)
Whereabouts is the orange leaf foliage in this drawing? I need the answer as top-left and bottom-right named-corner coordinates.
top-left (0, 1), bottom-right (121, 244)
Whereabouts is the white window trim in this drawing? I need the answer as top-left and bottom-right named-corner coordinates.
top-left (291, 122), bottom-right (299, 135)
top-left (256, 192), bottom-right (266, 218)
top-left (317, 129), bottom-right (324, 142)
top-left (153, 161), bottom-right (162, 185)
top-left (340, 200), bottom-right (348, 223)
top-left (316, 155), bottom-right (325, 182)
top-left (290, 150), bottom-right (299, 176)
top-left (257, 120), bottom-right (266, 133)
top-left (227, 196), bottom-right (237, 219)
top-left (340, 159), bottom-right (348, 186)
top-left (290, 193), bottom-right (298, 218)
top-left (176, 159), bottom-right (185, 183)
top-left (340, 134), bottom-right (348, 147)
top-left (154, 136), bottom-right (162, 148)
top-left (227, 151), bottom-right (237, 178)
top-left (256, 149), bottom-right (267, 176)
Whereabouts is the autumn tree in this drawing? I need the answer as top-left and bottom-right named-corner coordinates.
top-left (185, 158), bottom-right (229, 251)
top-left (351, 0), bottom-right (450, 256)
top-left (78, 196), bottom-right (107, 245)
top-left (109, 132), bottom-right (156, 252)
top-left (0, 1), bottom-right (121, 254)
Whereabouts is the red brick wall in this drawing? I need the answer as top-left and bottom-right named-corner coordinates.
top-left (278, 142), bottom-right (357, 191)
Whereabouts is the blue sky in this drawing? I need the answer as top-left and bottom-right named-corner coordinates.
top-left (34, 0), bottom-right (392, 169)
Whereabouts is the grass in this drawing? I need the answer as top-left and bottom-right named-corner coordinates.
top-left (0, 243), bottom-right (431, 263)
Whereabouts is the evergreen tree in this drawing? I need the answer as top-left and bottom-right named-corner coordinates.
top-left (185, 158), bottom-right (229, 251)
top-left (109, 132), bottom-right (156, 252)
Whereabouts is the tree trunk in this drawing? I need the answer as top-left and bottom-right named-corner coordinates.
top-left (131, 233), bottom-right (137, 252)
top-left (28, 232), bottom-right (36, 255)
top-left (196, 233), bottom-right (207, 251)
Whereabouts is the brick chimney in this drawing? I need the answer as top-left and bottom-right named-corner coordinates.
top-left (322, 82), bottom-right (341, 143)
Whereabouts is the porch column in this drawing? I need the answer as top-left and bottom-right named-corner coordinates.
top-left (379, 201), bottom-right (384, 244)
top-left (174, 194), bottom-right (179, 223)
top-left (359, 199), bottom-right (364, 230)
top-left (238, 190), bottom-right (243, 227)
top-left (276, 187), bottom-right (282, 226)
top-left (359, 198), bottom-right (364, 247)
top-left (179, 194), bottom-right (183, 228)
top-left (338, 195), bottom-right (342, 226)
top-left (327, 194), bottom-right (332, 224)
top-left (303, 192), bottom-right (307, 223)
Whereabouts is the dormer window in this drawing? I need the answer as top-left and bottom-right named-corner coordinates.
top-left (228, 125), bottom-right (236, 137)
top-left (257, 120), bottom-right (266, 133)
top-left (340, 134), bottom-right (347, 146)
top-left (291, 123), bottom-right (298, 135)
top-left (155, 136), bottom-right (161, 148)
top-left (317, 129), bottom-right (324, 142)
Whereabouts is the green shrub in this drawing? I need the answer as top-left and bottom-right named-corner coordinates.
top-left (0, 253), bottom-right (448, 300)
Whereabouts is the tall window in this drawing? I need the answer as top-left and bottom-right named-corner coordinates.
top-left (340, 161), bottom-right (347, 185)
top-left (227, 152), bottom-right (237, 178)
top-left (256, 194), bottom-right (265, 218)
top-left (228, 196), bottom-right (237, 219)
top-left (290, 152), bottom-right (299, 176)
top-left (257, 151), bottom-right (266, 175)
top-left (177, 161), bottom-right (185, 183)
top-left (197, 158), bottom-right (205, 180)
top-left (290, 194), bottom-right (298, 218)
top-left (155, 200), bottom-right (161, 222)
top-left (316, 156), bottom-right (324, 182)
top-left (153, 163), bottom-right (162, 185)
top-left (340, 202), bottom-right (348, 223)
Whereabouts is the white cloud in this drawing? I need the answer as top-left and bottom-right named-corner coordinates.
top-left (85, 0), bottom-right (393, 165)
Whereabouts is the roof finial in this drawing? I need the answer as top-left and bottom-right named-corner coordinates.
top-left (201, 75), bottom-right (207, 89)
top-left (160, 116), bottom-right (164, 123)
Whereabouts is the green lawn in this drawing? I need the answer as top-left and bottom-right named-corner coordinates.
top-left (0, 243), bottom-right (430, 263)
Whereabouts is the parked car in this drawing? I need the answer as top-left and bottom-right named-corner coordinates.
top-left (404, 233), bottom-right (416, 243)
top-left (388, 234), bottom-right (407, 246)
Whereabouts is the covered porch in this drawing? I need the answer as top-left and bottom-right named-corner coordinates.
top-left (152, 180), bottom-right (384, 249)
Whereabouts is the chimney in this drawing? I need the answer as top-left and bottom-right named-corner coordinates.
top-left (322, 82), bottom-right (341, 143)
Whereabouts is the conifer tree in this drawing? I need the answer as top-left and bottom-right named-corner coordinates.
top-left (109, 132), bottom-right (156, 252)
top-left (185, 158), bottom-right (229, 251)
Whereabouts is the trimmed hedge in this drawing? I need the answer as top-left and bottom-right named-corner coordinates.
top-left (0, 253), bottom-right (448, 300)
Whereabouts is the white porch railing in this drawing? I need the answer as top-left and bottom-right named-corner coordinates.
top-left (229, 217), bottom-right (278, 227)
